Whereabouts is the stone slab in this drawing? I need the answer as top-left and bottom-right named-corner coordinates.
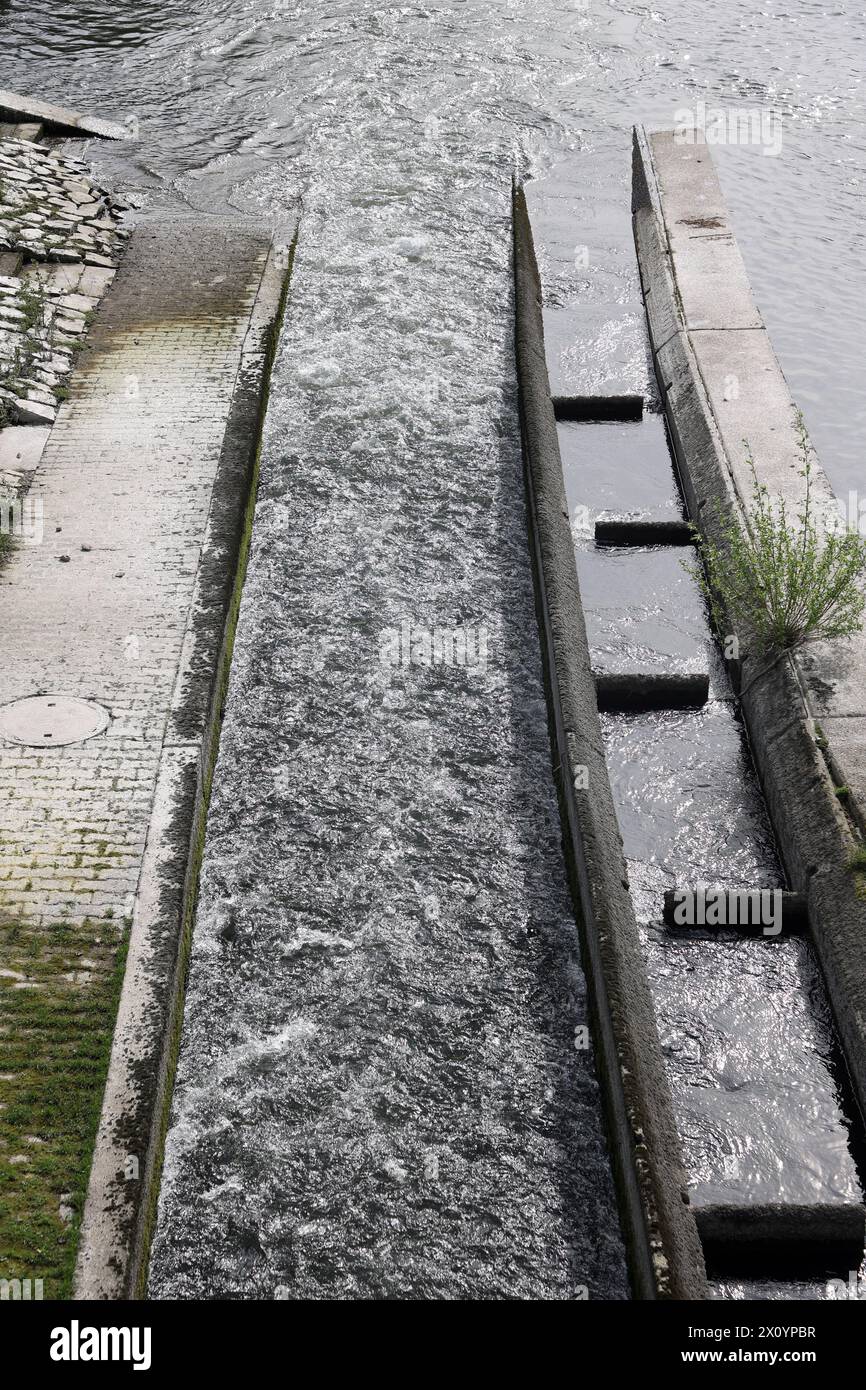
top-left (648, 131), bottom-right (763, 334)
top-left (0, 122), bottom-right (43, 142)
top-left (0, 424), bottom-right (50, 488)
top-left (817, 715), bottom-right (866, 826)
top-left (0, 90), bottom-right (128, 142)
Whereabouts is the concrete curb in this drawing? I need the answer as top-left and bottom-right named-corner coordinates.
top-left (71, 238), bottom-right (291, 1301)
top-left (0, 90), bottom-right (129, 142)
top-left (632, 127), bottom-right (866, 1129)
top-left (512, 181), bottom-right (708, 1301)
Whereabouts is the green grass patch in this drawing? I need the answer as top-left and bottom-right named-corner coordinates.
top-left (0, 916), bottom-right (128, 1298)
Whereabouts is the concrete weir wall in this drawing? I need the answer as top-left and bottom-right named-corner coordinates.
top-left (512, 184), bottom-right (707, 1301)
top-left (632, 128), bottom-right (866, 1128)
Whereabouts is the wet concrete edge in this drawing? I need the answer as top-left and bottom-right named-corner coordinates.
top-left (0, 89), bottom-right (128, 141)
top-left (512, 179), bottom-right (708, 1301)
top-left (632, 126), bottom-right (866, 1141)
top-left (72, 236), bottom-right (294, 1301)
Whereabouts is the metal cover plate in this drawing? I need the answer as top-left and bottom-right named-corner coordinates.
top-left (0, 695), bottom-right (110, 747)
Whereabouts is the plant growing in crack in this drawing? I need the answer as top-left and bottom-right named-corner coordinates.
top-left (689, 413), bottom-right (866, 697)
top-left (0, 277), bottom-right (55, 408)
top-left (18, 278), bottom-right (50, 335)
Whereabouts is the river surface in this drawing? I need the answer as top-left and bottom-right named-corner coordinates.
top-left (5, 0), bottom-right (864, 493)
top-left (4, 0), bottom-right (864, 1299)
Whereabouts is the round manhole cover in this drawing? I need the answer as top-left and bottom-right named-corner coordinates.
top-left (0, 696), bottom-right (110, 748)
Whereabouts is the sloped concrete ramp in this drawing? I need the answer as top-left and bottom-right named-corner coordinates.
top-left (0, 217), bottom-right (283, 1298)
top-left (148, 195), bottom-right (629, 1301)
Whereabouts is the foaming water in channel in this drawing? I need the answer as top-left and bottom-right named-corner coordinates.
top-left (143, 11), bottom-right (633, 1299)
top-left (146, 184), bottom-right (633, 1294)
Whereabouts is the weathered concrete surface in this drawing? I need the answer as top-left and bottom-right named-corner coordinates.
top-left (0, 90), bottom-right (128, 142)
top-left (633, 127), bottom-right (866, 1129)
top-left (0, 218), bottom-right (282, 1297)
top-left (149, 178), bottom-right (630, 1302)
top-left (512, 183), bottom-right (707, 1301)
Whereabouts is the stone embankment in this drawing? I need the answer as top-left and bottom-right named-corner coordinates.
top-left (0, 135), bottom-right (126, 429)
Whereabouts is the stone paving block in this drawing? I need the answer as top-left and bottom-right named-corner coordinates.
top-left (0, 424), bottom-right (50, 489)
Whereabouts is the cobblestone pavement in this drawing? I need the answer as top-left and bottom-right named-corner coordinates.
top-left (0, 219), bottom-right (272, 935)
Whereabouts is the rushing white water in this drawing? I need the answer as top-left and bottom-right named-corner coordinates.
top-left (143, 6), bottom-right (634, 1300)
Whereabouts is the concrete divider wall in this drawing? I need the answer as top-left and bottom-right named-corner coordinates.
top-left (632, 127), bottom-right (866, 1129)
top-left (512, 182), bottom-right (708, 1301)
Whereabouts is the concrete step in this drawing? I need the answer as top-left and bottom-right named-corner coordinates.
top-left (553, 393), bottom-right (643, 421)
top-left (662, 888), bottom-right (807, 934)
top-left (695, 1203), bottom-right (865, 1276)
top-left (594, 671), bottom-right (710, 712)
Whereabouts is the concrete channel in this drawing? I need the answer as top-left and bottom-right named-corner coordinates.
top-left (506, 133), bottom-right (866, 1297)
top-left (633, 128), bottom-right (866, 1129)
top-left (629, 129), bottom-right (866, 1286)
top-left (512, 182), bottom-right (707, 1300)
